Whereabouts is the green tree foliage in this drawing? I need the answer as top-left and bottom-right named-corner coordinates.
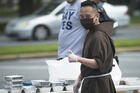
top-left (107, 0), bottom-right (137, 15)
top-left (18, 0), bottom-right (42, 16)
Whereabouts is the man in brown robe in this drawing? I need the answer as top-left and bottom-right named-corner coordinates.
top-left (68, 1), bottom-right (116, 93)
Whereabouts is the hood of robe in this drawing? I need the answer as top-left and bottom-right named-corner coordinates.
top-left (94, 21), bottom-right (114, 37)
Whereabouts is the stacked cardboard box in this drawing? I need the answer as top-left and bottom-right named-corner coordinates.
top-left (4, 75), bottom-right (24, 89)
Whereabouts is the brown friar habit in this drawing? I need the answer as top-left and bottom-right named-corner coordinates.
top-left (81, 21), bottom-right (116, 93)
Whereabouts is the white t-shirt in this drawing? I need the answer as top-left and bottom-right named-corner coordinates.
top-left (58, 0), bottom-right (86, 58)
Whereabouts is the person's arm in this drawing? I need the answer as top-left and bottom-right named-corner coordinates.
top-left (78, 56), bottom-right (99, 69)
top-left (69, 50), bottom-right (99, 69)
top-left (73, 73), bottom-right (83, 93)
top-left (77, 73), bottom-right (83, 81)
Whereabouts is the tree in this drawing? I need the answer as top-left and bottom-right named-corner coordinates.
top-left (107, 0), bottom-right (129, 5)
top-left (6, 0), bottom-right (13, 8)
top-left (129, 0), bottom-right (137, 15)
top-left (18, 0), bottom-right (42, 16)
top-left (107, 0), bottom-right (137, 15)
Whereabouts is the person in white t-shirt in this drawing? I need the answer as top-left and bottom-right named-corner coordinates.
top-left (58, 0), bottom-right (112, 60)
top-left (58, 0), bottom-right (86, 60)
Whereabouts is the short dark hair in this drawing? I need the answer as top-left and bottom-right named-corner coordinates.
top-left (81, 1), bottom-right (97, 8)
top-left (81, 1), bottom-right (98, 14)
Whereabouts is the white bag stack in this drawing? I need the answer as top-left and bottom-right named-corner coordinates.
top-left (4, 75), bottom-right (24, 89)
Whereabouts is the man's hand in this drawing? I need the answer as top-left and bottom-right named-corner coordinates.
top-left (73, 79), bottom-right (81, 93)
top-left (68, 50), bottom-right (78, 62)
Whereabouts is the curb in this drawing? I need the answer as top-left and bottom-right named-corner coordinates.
top-left (116, 47), bottom-right (140, 53)
top-left (0, 52), bottom-right (57, 61)
top-left (129, 24), bottom-right (140, 27)
top-left (0, 47), bottom-right (140, 61)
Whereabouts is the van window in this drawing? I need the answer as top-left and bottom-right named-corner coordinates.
top-left (56, 8), bottom-right (64, 15)
top-left (34, 1), bottom-right (63, 15)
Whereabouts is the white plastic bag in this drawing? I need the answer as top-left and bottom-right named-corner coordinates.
top-left (110, 58), bottom-right (122, 86)
top-left (46, 58), bottom-right (81, 82)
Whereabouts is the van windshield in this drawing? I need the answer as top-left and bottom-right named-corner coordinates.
top-left (33, 1), bottom-right (63, 15)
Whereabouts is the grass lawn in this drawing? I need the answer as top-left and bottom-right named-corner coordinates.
top-left (0, 44), bottom-right (58, 55)
top-left (0, 8), bottom-right (18, 17)
top-left (0, 39), bottom-right (140, 55)
top-left (114, 39), bottom-right (140, 48)
top-left (131, 16), bottom-right (140, 24)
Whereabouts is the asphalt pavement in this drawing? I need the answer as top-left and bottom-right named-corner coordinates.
top-left (0, 34), bottom-right (58, 47)
top-left (112, 26), bottom-right (140, 40)
top-left (0, 26), bottom-right (140, 47)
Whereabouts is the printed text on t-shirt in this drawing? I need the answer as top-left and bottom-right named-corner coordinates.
top-left (62, 11), bottom-right (75, 30)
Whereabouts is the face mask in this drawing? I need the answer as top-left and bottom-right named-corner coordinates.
top-left (80, 18), bottom-right (95, 30)
top-left (66, 0), bottom-right (76, 4)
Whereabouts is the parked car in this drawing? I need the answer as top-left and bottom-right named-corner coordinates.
top-left (5, 1), bottom-right (130, 40)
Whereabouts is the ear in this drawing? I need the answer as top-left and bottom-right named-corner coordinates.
top-left (96, 13), bottom-right (100, 21)
top-left (94, 13), bottom-right (100, 24)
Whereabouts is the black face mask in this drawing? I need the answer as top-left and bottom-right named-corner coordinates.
top-left (80, 18), bottom-right (95, 30)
